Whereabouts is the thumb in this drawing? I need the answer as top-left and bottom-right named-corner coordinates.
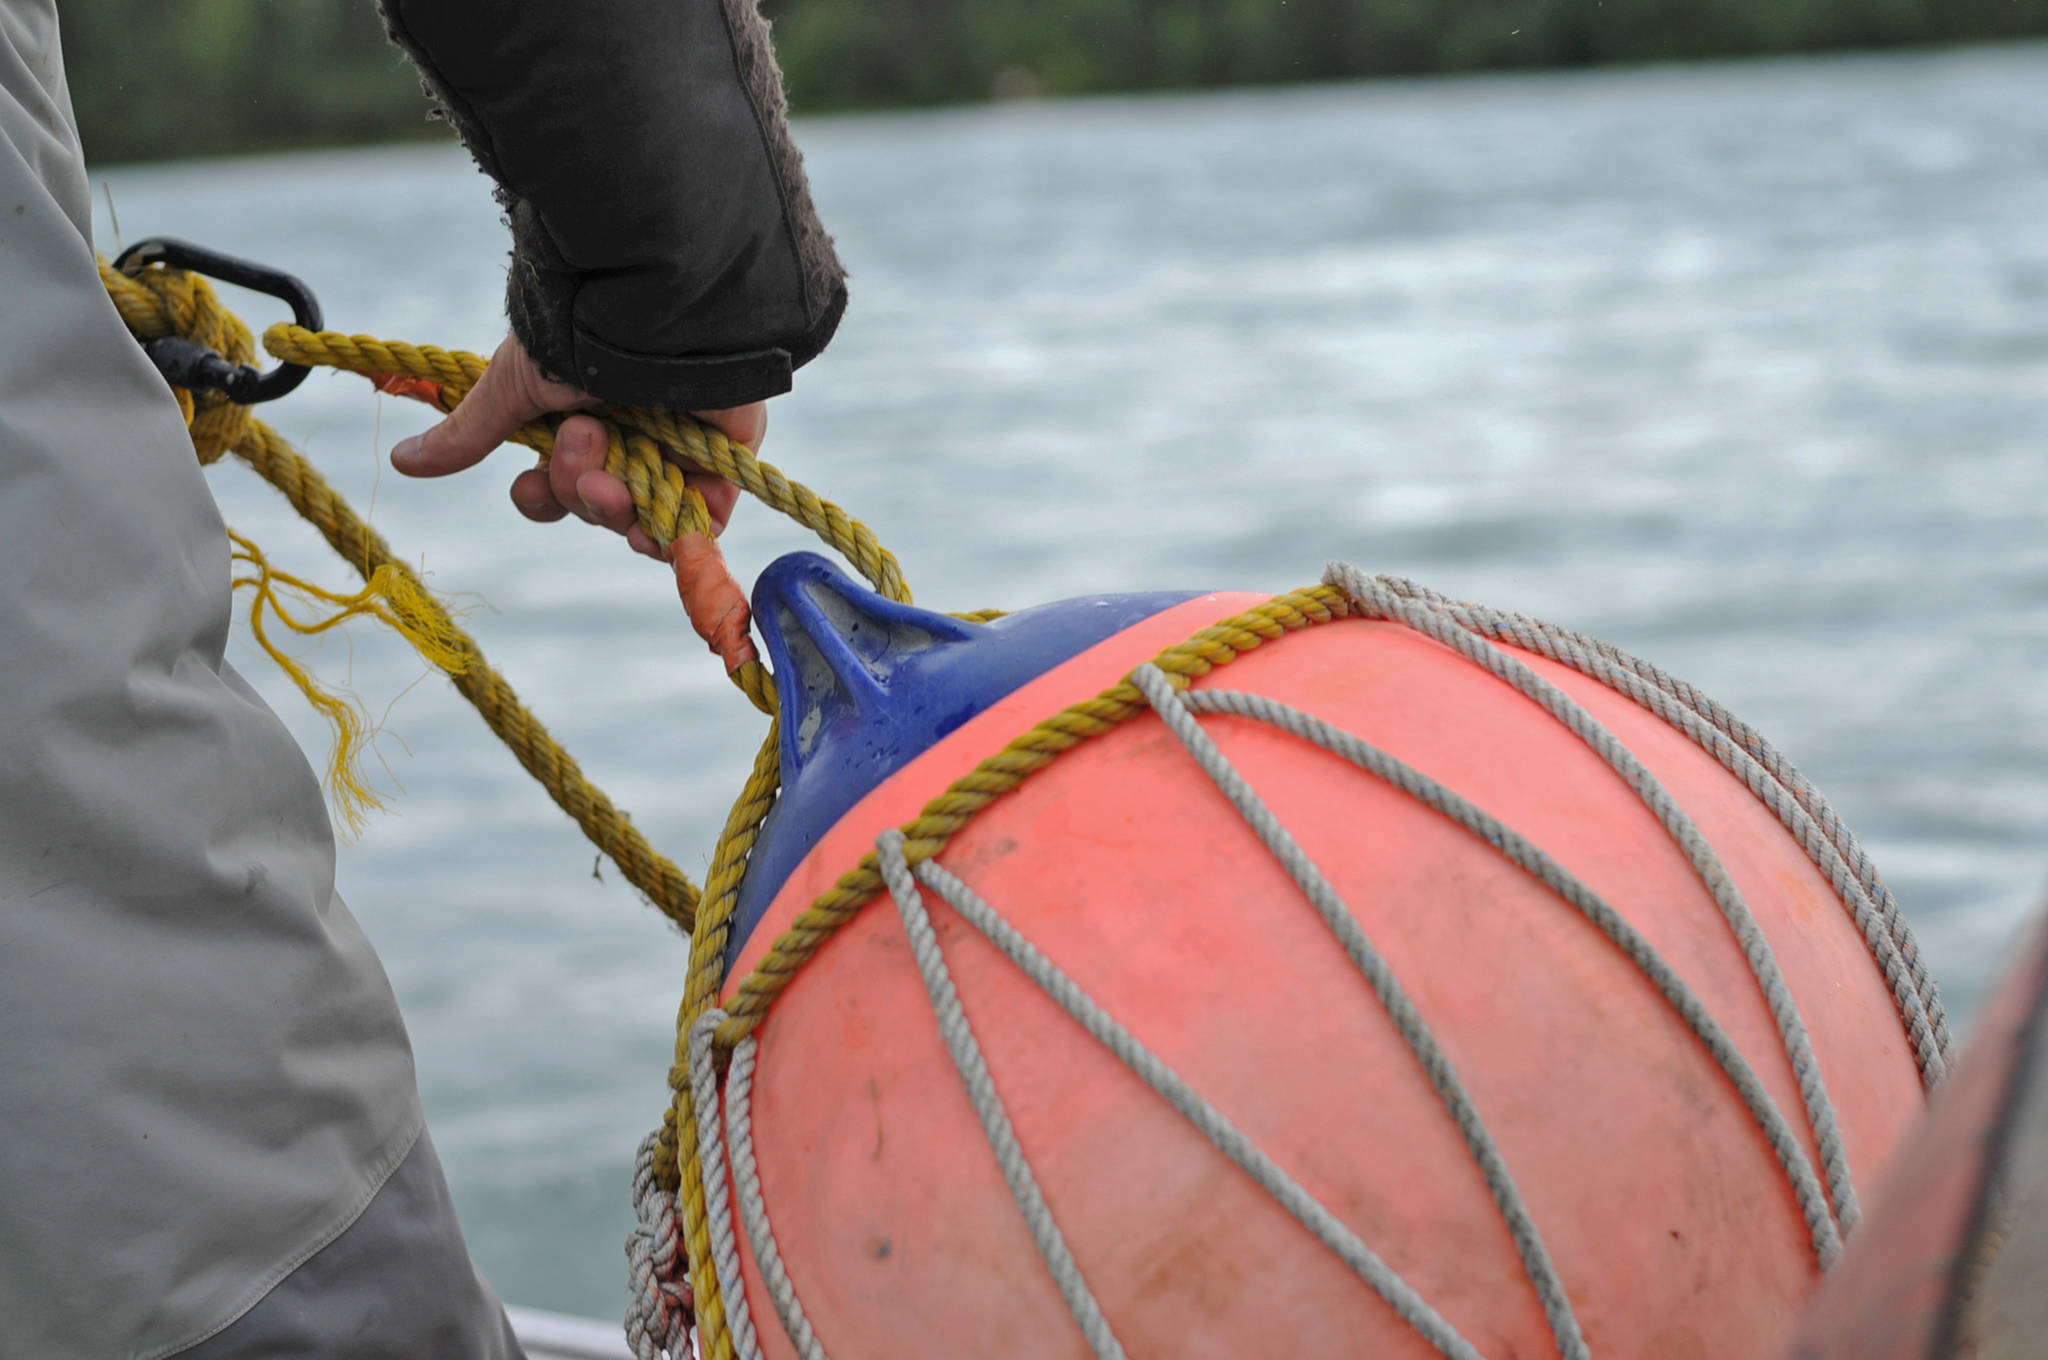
top-left (390, 337), bottom-right (561, 478)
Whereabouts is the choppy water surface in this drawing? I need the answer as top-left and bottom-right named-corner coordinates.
top-left (92, 43), bottom-right (2048, 1318)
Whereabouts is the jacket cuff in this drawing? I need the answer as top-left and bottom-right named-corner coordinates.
top-left (571, 332), bottom-right (793, 411)
top-left (502, 183), bottom-right (844, 413)
top-left (381, 0), bottom-right (849, 415)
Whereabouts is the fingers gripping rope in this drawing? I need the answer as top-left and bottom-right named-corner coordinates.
top-left (103, 260), bottom-right (920, 1355)
top-left (259, 322), bottom-right (911, 607)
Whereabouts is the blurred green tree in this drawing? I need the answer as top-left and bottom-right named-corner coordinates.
top-left (62, 0), bottom-right (432, 163)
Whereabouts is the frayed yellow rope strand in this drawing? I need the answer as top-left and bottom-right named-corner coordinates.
top-left (227, 529), bottom-right (472, 833)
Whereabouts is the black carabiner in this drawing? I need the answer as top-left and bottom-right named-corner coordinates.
top-left (114, 237), bottom-right (325, 405)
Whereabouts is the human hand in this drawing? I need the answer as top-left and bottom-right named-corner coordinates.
top-left (388, 334), bottom-right (758, 556)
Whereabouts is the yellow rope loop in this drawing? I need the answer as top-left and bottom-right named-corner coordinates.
top-left (99, 257), bottom-right (178, 336)
top-left (608, 423), bottom-right (712, 550)
top-left (185, 396), bottom-right (252, 463)
top-left (101, 259), bottom-right (257, 461)
top-left (614, 405), bottom-right (912, 605)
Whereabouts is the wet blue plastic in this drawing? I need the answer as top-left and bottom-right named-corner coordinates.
top-left (722, 553), bottom-right (1197, 977)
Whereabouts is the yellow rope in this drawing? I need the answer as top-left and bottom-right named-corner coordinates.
top-left (104, 258), bottom-right (730, 930)
top-left (261, 325), bottom-right (911, 603)
top-left (99, 253), bottom-right (1352, 1357)
top-left (102, 254), bottom-right (922, 933)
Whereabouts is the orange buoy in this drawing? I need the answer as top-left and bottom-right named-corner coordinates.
top-left (693, 557), bottom-right (1941, 1359)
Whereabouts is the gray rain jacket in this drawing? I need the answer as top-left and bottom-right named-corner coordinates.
top-left (0, 2), bottom-right (843, 1356)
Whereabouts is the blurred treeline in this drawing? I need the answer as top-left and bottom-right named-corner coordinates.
top-left (63, 0), bottom-right (2048, 164)
top-left (765, 0), bottom-right (2048, 105)
top-left (63, 0), bottom-right (423, 163)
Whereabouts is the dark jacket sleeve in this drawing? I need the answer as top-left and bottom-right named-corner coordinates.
top-left (379, 0), bottom-right (846, 411)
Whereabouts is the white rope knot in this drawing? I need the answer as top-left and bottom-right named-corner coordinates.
top-left (626, 1132), bottom-right (694, 1360)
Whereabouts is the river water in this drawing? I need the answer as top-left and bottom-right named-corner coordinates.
top-left (90, 42), bottom-right (2048, 1321)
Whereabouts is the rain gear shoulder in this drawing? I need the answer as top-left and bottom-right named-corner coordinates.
top-left (0, 9), bottom-right (434, 1349)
